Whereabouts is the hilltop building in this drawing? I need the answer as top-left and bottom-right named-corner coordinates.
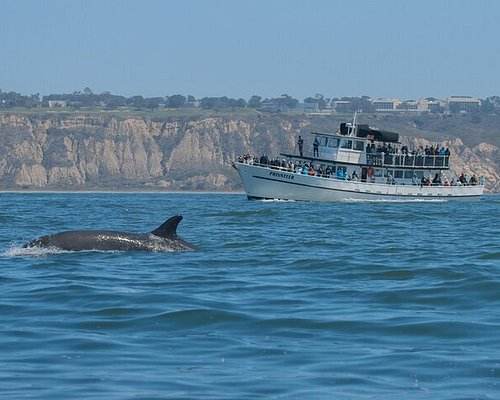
top-left (47, 100), bottom-right (67, 108)
top-left (372, 99), bottom-right (398, 111)
top-left (447, 96), bottom-right (481, 112)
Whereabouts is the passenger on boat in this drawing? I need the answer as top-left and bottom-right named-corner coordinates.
top-left (297, 135), bottom-right (304, 157)
top-left (459, 173), bottom-right (467, 185)
top-left (432, 173), bottom-right (442, 186)
top-left (238, 154), bottom-right (255, 164)
top-left (313, 137), bottom-right (319, 158)
top-left (351, 171), bottom-right (359, 181)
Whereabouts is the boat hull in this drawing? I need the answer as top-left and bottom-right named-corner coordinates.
top-left (234, 163), bottom-right (484, 202)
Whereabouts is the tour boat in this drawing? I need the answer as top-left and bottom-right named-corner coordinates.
top-left (233, 114), bottom-right (484, 202)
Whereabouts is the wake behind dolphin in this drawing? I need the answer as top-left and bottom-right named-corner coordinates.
top-left (23, 215), bottom-right (195, 252)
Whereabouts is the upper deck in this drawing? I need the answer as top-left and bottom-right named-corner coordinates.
top-left (283, 119), bottom-right (450, 170)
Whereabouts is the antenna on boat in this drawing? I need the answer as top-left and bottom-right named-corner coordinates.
top-left (351, 111), bottom-right (358, 136)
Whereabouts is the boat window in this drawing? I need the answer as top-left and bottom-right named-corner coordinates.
top-left (374, 168), bottom-right (382, 177)
top-left (353, 141), bottom-right (364, 151)
top-left (384, 169), bottom-right (394, 177)
top-left (328, 138), bottom-right (340, 148)
top-left (341, 140), bottom-right (353, 149)
top-left (394, 170), bottom-right (403, 179)
top-left (414, 171), bottom-right (424, 178)
top-left (318, 136), bottom-right (328, 146)
top-left (404, 170), bottom-right (414, 179)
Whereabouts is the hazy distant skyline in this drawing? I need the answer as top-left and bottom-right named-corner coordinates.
top-left (2, 0), bottom-right (499, 100)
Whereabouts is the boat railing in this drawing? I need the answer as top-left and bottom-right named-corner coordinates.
top-left (366, 153), bottom-right (450, 169)
top-left (251, 162), bottom-right (353, 180)
top-left (239, 159), bottom-right (484, 187)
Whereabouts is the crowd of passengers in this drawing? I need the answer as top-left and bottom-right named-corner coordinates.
top-left (366, 143), bottom-right (451, 156)
top-left (237, 154), bottom-right (484, 186)
top-left (238, 154), bottom-right (353, 179)
top-left (416, 172), bottom-right (483, 187)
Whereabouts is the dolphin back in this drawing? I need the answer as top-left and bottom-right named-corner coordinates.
top-left (150, 215), bottom-right (183, 238)
top-left (21, 215), bottom-right (195, 252)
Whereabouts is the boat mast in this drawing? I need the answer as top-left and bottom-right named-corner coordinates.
top-left (351, 111), bottom-right (358, 136)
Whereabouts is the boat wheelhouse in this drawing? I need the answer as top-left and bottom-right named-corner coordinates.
top-left (233, 114), bottom-right (484, 202)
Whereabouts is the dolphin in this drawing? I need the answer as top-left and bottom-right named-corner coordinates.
top-left (22, 215), bottom-right (195, 252)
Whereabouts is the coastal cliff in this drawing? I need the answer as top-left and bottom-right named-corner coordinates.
top-left (0, 112), bottom-right (498, 192)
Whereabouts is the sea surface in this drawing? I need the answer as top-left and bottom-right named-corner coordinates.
top-left (0, 192), bottom-right (499, 399)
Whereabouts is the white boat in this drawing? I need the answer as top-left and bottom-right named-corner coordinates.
top-left (233, 114), bottom-right (484, 202)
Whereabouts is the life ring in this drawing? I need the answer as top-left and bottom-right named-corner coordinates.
top-left (367, 167), bottom-right (374, 177)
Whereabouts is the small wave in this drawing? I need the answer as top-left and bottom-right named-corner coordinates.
top-left (342, 198), bottom-right (450, 203)
top-left (259, 198), bottom-right (296, 203)
top-left (2, 245), bottom-right (123, 256)
top-left (3, 245), bottom-right (74, 257)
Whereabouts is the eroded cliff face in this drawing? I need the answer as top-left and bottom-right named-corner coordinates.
top-left (0, 114), bottom-right (247, 190)
top-left (0, 113), bottom-right (498, 191)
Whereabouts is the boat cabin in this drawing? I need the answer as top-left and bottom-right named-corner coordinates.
top-left (281, 120), bottom-right (451, 185)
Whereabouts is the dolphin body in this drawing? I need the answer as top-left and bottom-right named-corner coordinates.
top-left (23, 215), bottom-right (195, 252)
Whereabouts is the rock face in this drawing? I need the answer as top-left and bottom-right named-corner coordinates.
top-left (0, 112), bottom-right (498, 191)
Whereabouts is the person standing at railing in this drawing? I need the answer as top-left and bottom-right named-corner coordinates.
top-left (313, 137), bottom-right (319, 158)
top-left (297, 135), bottom-right (304, 157)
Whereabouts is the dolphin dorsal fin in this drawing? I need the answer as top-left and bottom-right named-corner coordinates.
top-left (151, 215), bottom-right (183, 238)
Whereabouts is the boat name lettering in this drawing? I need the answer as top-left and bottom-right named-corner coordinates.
top-left (269, 171), bottom-right (295, 180)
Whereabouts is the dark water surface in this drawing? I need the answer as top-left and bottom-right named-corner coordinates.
top-left (1, 193), bottom-right (499, 399)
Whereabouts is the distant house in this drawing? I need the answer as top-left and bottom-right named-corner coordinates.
top-left (427, 100), bottom-right (443, 113)
top-left (295, 102), bottom-right (319, 113)
top-left (372, 98), bottom-right (434, 112)
top-left (260, 101), bottom-right (282, 112)
top-left (333, 101), bottom-right (352, 112)
top-left (396, 99), bottom-right (430, 112)
top-left (372, 99), bottom-right (398, 111)
top-left (48, 100), bottom-right (67, 108)
top-left (447, 96), bottom-right (481, 113)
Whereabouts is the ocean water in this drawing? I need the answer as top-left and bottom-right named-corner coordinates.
top-left (0, 192), bottom-right (499, 399)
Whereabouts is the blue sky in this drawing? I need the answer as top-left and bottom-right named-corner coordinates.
top-left (1, 0), bottom-right (499, 100)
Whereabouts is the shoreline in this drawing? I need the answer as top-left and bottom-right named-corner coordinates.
top-left (1, 190), bottom-right (498, 197)
top-left (0, 189), bottom-right (246, 195)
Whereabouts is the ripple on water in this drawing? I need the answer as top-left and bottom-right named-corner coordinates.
top-left (0, 193), bottom-right (499, 399)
